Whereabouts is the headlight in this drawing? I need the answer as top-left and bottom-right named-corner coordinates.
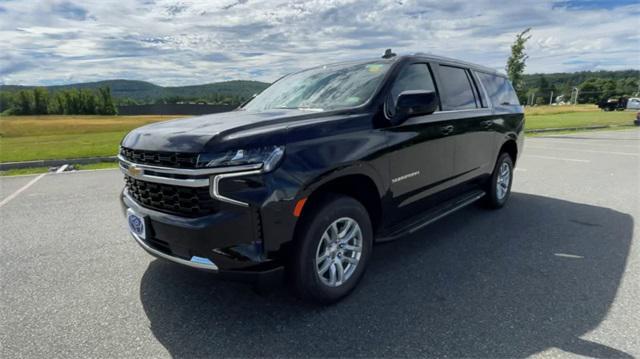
top-left (198, 146), bottom-right (285, 172)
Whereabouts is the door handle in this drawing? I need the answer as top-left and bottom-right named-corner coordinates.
top-left (440, 125), bottom-right (454, 135)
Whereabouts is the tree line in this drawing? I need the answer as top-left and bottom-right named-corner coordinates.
top-left (506, 28), bottom-right (639, 105)
top-left (521, 71), bottom-right (639, 105)
top-left (117, 93), bottom-right (251, 107)
top-left (0, 87), bottom-right (117, 115)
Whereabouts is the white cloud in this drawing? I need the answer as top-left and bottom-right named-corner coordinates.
top-left (0, 0), bottom-right (638, 85)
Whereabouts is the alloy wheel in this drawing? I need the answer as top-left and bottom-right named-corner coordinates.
top-left (315, 217), bottom-right (363, 287)
top-left (496, 161), bottom-right (511, 200)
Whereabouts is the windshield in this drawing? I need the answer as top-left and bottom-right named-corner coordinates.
top-left (243, 61), bottom-right (391, 112)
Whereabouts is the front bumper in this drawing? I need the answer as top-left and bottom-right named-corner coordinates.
top-left (121, 190), bottom-right (284, 284)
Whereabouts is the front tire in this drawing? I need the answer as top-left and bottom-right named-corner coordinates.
top-left (484, 152), bottom-right (514, 209)
top-left (290, 194), bottom-right (373, 304)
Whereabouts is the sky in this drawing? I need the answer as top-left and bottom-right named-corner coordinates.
top-left (0, 0), bottom-right (638, 86)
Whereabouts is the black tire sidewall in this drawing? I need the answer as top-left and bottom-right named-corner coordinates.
top-left (291, 195), bottom-right (373, 304)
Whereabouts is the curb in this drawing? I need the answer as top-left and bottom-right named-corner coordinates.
top-left (0, 156), bottom-right (117, 171)
top-left (524, 125), bottom-right (610, 134)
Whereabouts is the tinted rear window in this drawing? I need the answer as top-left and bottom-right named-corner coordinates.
top-left (437, 65), bottom-right (477, 111)
top-left (476, 72), bottom-right (520, 106)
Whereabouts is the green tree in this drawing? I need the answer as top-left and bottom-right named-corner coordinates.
top-left (76, 90), bottom-right (93, 114)
top-left (47, 93), bottom-right (65, 114)
top-left (33, 87), bottom-right (50, 115)
top-left (0, 91), bottom-right (16, 113)
top-left (97, 86), bottom-right (117, 115)
top-left (62, 89), bottom-right (78, 114)
top-left (506, 28), bottom-right (532, 98)
top-left (16, 90), bottom-right (33, 115)
top-left (579, 79), bottom-right (600, 103)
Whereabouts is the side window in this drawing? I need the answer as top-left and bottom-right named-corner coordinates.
top-left (469, 73), bottom-right (488, 108)
top-left (437, 65), bottom-right (478, 111)
top-left (476, 72), bottom-right (520, 106)
top-left (387, 63), bottom-right (436, 116)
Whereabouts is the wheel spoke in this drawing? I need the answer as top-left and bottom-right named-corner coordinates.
top-left (338, 220), bottom-right (353, 238)
top-left (317, 252), bottom-right (329, 265)
top-left (342, 256), bottom-right (358, 264)
top-left (343, 225), bottom-right (360, 242)
top-left (329, 263), bottom-right (337, 285)
top-left (321, 232), bottom-right (331, 245)
top-left (343, 244), bottom-right (361, 252)
top-left (318, 258), bottom-right (331, 275)
top-left (330, 222), bottom-right (339, 241)
top-left (335, 260), bottom-right (345, 284)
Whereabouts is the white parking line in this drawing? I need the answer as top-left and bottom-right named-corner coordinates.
top-left (554, 253), bottom-right (584, 259)
top-left (0, 173), bottom-right (47, 208)
top-left (55, 164), bottom-right (69, 173)
top-left (526, 146), bottom-right (639, 157)
top-left (523, 154), bottom-right (590, 163)
top-left (528, 139), bottom-right (639, 149)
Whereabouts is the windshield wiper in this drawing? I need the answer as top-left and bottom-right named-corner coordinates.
top-left (274, 106), bottom-right (324, 112)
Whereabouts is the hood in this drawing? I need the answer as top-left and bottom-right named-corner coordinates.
top-left (120, 109), bottom-right (322, 153)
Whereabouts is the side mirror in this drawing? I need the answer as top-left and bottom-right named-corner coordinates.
top-left (392, 90), bottom-right (439, 125)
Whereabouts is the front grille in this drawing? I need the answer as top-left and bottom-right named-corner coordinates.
top-left (120, 147), bottom-right (199, 168)
top-left (125, 176), bottom-right (216, 217)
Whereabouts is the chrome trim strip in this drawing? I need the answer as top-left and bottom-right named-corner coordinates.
top-left (211, 169), bottom-right (263, 207)
top-left (130, 231), bottom-right (219, 271)
top-left (119, 164), bottom-right (210, 187)
top-left (118, 155), bottom-right (262, 176)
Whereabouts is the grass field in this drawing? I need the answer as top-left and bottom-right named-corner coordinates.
top-left (0, 107), bottom-right (636, 163)
top-left (525, 110), bottom-right (635, 130)
top-left (0, 115), bottom-right (183, 162)
top-left (523, 104), bottom-right (601, 115)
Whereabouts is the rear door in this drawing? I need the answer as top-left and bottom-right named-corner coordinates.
top-left (475, 71), bottom-right (524, 159)
top-left (432, 64), bottom-right (496, 184)
top-left (385, 62), bottom-right (457, 223)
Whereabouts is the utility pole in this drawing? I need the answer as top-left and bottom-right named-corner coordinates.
top-left (549, 91), bottom-right (554, 105)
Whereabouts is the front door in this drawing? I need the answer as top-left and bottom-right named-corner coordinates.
top-left (384, 62), bottom-right (457, 225)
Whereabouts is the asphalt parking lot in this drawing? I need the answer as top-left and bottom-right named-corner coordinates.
top-left (1, 128), bottom-right (639, 358)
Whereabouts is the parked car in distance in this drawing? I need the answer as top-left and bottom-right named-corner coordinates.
top-left (635, 111), bottom-right (640, 126)
top-left (119, 54), bottom-right (525, 304)
top-left (598, 97), bottom-right (629, 111)
top-left (627, 97), bottom-right (640, 111)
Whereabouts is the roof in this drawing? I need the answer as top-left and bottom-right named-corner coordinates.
top-left (282, 53), bottom-right (506, 79)
top-left (409, 53), bottom-right (505, 76)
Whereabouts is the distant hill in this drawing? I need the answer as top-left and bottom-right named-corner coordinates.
top-left (0, 79), bottom-right (271, 103)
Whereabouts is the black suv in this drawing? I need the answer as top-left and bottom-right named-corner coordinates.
top-left (120, 54), bottom-right (524, 304)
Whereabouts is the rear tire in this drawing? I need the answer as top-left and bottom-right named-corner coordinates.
top-left (289, 194), bottom-right (373, 304)
top-left (484, 152), bottom-right (514, 209)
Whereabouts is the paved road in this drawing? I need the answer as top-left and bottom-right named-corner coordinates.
top-left (1, 129), bottom-right (639, 358)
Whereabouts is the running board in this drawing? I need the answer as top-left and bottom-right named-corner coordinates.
top-left (376, 190), bottom-right (486, 242)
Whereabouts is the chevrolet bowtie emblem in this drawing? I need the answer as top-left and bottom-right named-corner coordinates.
top-left (128, 165), bottom-right (143, 177)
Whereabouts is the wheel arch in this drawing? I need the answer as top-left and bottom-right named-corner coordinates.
top-left (499, 139), bottom-right (519, 165)
top-left (295, 166), bottom-right (384, 236)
